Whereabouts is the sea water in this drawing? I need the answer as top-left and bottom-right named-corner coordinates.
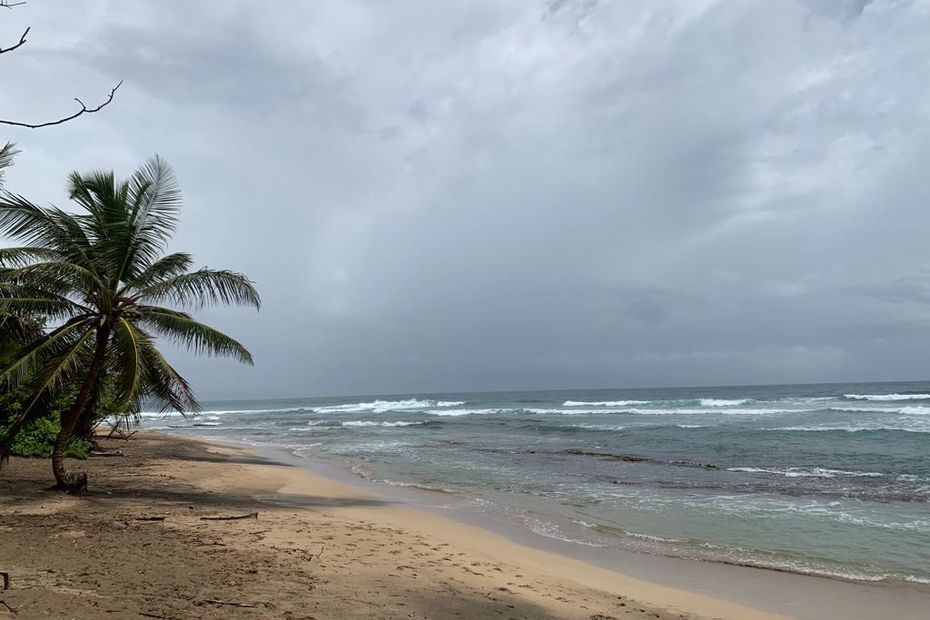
top-left (141, 381), bottom-right (930, 584)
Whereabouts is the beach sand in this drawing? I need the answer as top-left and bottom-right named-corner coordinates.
top-left (0, 433), bottom-right (797, 620)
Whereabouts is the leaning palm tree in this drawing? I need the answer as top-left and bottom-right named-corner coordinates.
top-left (0, 156), bottom-right (260, 490)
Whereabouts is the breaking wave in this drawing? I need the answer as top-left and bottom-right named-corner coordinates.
top-left (563, 400), bottom-right (649, 406)
top-left (727, 466), bottom-right (885, 478)
top-left (844, 393), bottom-right (930, 401)
top-left (312, 399), bottom-right (464, 414)
top-left (700, 398), bottom-right (752, 406)
top-left (832, 405), bottom-right (930, 416)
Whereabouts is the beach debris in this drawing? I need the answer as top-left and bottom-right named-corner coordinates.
top-left (201, 599), bottom-right (258, 609)
top-left (134, 516), bottom-right (166, 522)
top-left (89, 449), bottom-right (125, 458)
top-left (0, 600), bottom-right (15, 616)
top-left (199, 512), bottom-right (259, 521)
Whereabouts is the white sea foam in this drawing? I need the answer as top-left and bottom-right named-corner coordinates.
top-left (563, 400), bottom-right (649, 407)
top-left (313, 399), bottom-right (464, 414)
top-left (141, 407), bottom-right (311, 418)
top-left (845, 393), bottom-right (930, 401)
top-left (527, 408), bottom-right (621, 415)
top-left (535, 407), bottom-right (791, 416)
top-left (640, 407), bottom-right (791, 416)
top-left (727, 466), bottom-right (885, 478)
top-left (571, 424), bottom-right (626, 431)
top-left (700, 398), bottom-right (751, 407)
top-left (833, 405), bottom-right (930, 416)
top-left (341, 420), bottom-right (425, 427)
top-left (770, 425), bottom-right (930, 433)
top-left (525, 518), bottom-right (607, 547)
top-left (424, 408), bottom-right (503, 417)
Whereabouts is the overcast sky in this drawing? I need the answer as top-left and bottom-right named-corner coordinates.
top-left (1, 0), bottom-right (928, 398)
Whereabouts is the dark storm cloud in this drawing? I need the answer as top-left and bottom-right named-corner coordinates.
top-left (1, 0), bottom-right (929, 398)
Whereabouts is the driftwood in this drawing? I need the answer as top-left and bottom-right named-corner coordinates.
top-left (89, 450), bottom-right (125, 458)
top-left (0, 600), bottom-right (15, 616)
top-left (134, 516), bottom-right (166, 522)
top-left (199, 512), bottom-right (258, 521)
top-left (202, 599), bottom-right (258, 609)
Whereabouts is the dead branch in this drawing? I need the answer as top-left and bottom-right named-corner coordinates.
top-left (134, 516), bottom-right (166, 522)
top-left (0, 2), bottom-right (28, 10)
top-left (0, 81), bottom-right (122, 129)
top-left (200, 512), bottom-right (259, 521)
top-left (0, 600), bottom-right (15, 616)
top-left (0, 26), bottom-right (27, 55)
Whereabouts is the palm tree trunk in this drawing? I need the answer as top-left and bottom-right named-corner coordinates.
top-left (52, 324), bottom-right (110, 491)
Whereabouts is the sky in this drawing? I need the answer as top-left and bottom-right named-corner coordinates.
top-left (1, 0), bottom-right (929, 399)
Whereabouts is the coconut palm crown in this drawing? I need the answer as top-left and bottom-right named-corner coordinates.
top-left (0, 156), bottom-right (260, 490)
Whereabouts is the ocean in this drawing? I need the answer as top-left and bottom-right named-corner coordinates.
top-left (141, 381), bottom-right (930, 585)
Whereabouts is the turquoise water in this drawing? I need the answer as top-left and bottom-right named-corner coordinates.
top-left (143, 381), bottom-right (930, 584)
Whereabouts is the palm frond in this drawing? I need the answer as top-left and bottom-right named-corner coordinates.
top-left (0, 283), bottom-right (91, 322)
top-left (136, 331), bottom-right (199, 414)
top-left (132, 305), bottom-right (253, 364)
top-left (121, 252), bottom-right (193, 294)
top-left (0, 261), bottom-right (103, 301)
top-left (109, 317), bottom-right (145, 409)
top-left (0, 246), bottom-right (63, 267)
top-left (121, 156), bottom-right (182, 273)
top-left (0, 194), bottom-right (101, 277)
top-left (132, 268), bottom-right (261, 310)
top-left (0, 317), bottom-right (94, 386)
top-left (0, 142), bottom-right (17, 188)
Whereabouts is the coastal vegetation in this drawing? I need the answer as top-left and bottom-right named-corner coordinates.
top-left (0, 156), bottom-right (260, 490)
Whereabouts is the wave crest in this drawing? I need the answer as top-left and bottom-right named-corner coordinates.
top-left (844, 393), bottom-right (930, 401)
top-left (563, 400), bottom-right (649, 407)
top-left (313, 399), bottom-right (464, 414)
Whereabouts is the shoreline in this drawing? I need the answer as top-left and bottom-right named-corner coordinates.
top-left (202, 436), bottom-right (791, 620)
top-left (208, 434), bottom-right (930, 620)
top-left (0, 432), bottom-right (773, 620)
top-left (268, 440), bottom-right (925, 587)
top-left (3, 432), bottom-right (927, 619)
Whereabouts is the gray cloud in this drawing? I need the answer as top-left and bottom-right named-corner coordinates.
top-left (2, 0), bottom-right (929, 398)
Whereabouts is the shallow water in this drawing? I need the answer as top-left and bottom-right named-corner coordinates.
top-left (142, 381), bottom-right (930, 584)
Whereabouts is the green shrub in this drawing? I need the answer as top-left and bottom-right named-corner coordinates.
top-left (1, 413), bottom-right (89, 459)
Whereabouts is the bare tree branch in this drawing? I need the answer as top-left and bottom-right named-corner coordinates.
top-left (0, 25), bottom-right (27, 54)
top-left (2, 2), bottom-right (122, 129)
top-left (0, 81), bottom-right (123, 129)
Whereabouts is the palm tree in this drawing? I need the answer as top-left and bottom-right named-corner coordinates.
top-left (0, 156), bottom-right (260, 490)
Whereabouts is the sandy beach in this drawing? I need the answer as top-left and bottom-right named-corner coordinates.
top-left (0, 432), bottom-right (794, 620)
